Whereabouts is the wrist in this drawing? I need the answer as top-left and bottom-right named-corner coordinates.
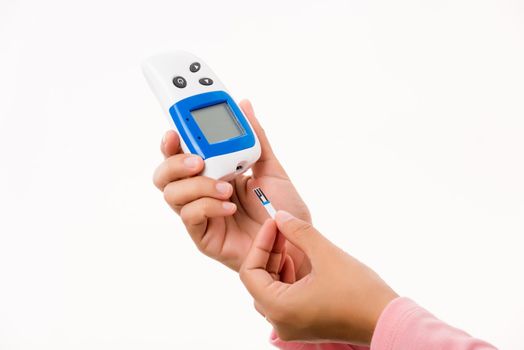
top-left (339, 288), bottom-right (399, 345)
top-left (364, 289), bottom-right (399, 344)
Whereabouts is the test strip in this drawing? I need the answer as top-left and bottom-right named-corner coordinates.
top-left (253, 187), bottom-right (276, 219)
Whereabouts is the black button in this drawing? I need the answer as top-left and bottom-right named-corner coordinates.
top-left (199, 78), bottom-right (213, 86)
top-left (189, 62), bottom-right (201, 72)
top-left (172, 76), bottom-right (187, 88)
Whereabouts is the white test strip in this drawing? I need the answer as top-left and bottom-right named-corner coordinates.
top-left (253, 187), bottom-right (277, 219)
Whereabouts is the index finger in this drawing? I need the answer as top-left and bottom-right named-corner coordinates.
top-left (239, 219), bottom-right (283, 304)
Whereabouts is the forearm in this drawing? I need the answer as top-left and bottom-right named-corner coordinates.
top-left (371, 297), bottom-right (497, 350)
top-left (270, 297), bottom-right (497, 350)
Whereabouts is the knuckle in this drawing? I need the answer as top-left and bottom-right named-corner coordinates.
top-left (199, 198), bottom-right (212, 214)
top-left (185, 177), bottom-right (214, 198)
top-left (196, 232), bottom-right (214, 255)
top-left (180, 202), bottom-right (206, 226)
top-left (163, 188), bottom-right (182, 212)
top-left (267, 303), bottom-right (292, 325)
top-left (162, 185), bottom-right (173, 203)
top-left (179, 205), bottom-right (193, 224)
top-left (163, 182), bottom-right (180, 204)
top-left (239, 267), bottom-right (248, 283)
top-left (195, 241), bottom-right (208, 254)
top-left (164, 191), bottom-right (184, 214)
top-left (253, 301), bottom-right (265, 317)
top-left (289, 222), bottom-right (315, 239)
top-left (152, 168), bottom-right (164, 190)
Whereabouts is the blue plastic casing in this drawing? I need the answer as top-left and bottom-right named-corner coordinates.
top-left (169, 91), bottom-right (256, 160)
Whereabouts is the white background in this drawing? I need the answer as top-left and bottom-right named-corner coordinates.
top-left (1, 0), bottom-right (523, 349)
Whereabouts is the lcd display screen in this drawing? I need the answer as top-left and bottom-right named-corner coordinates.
top-left (190, 103), bottom-right (245, 144)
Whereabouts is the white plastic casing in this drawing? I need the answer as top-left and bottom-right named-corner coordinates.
top-left (142, 51), bottom-right (261, 181)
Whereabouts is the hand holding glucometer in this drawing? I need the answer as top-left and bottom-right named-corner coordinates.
top-left (145, 51), bottom-right (312, 276)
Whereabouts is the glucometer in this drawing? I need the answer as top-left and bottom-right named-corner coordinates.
top-left (142, 51), bottom-right (261, 181)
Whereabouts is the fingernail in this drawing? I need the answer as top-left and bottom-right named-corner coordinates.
top-left (222, 202), bottom-right (236, 211)
top-left (184, 156), bottom-right (200, 168)
top-left (162, 132), bottom-right (168, 145)
top-left (216, 182), bottom-right (231, 194)
top-left (276, 210), bottom-right (294, 223)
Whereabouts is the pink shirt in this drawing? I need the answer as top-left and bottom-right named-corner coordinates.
top-left (270, 297), bottom-right (497, 350)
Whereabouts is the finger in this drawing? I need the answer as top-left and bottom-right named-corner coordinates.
top-left (238, 100), bottom-right (275, 163)
top-left (180, 197), bottom-right (237, 244)
top-left (238, 100), bottom-right (288, 179)
top-left (163, 177), bottom-right (233, 212)
top-left (266, 230), bottom-right (286, 279)
top-left (280, 254), bottom-right (296, 284)
top-left (278, 243), bottom-right (287, 273)
top-left (161, 130), bottom-right (180, 159)
top-left (153, 154), bottom-right (204, 190)
top-left (254, 301), bottom-right (266, 317)
top-left (275, 210), bottom-right (329, 262)
top-left (240, 219), bottom-right (282, 304)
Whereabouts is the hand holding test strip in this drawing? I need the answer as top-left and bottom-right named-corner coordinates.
top-left (149, 52), bottom-right (497, 349)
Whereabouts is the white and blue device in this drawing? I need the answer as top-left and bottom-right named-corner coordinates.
top-left (142, 51), bottom-right (261, 180)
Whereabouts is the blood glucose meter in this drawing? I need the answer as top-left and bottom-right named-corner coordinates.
top-left (142, 51), bottom-right (261, 181)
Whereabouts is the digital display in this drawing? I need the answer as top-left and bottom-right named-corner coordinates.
top-left (191, 103), bottom-right (245, 144)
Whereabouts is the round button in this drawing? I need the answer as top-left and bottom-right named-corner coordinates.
top-left (172, 76), bottom-right (187, 88)
top-left (199, 77), bottom-right (213, 86)
top-left (189, 62), bottom-right (201, 72)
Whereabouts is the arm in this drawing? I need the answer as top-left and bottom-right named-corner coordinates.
top-left (371, 297), bottom-right (496, 350)
top-left (239, 212), bottom-right (497, 349)
top-left (269, 298), bottom-right (497, 350)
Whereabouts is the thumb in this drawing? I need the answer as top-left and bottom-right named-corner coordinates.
top-left (275, 210), bottom-right (328, 262)
top-left (238, 99), bottom-right (276, 163)
top-left (239, 99), bottom-right (289, 179)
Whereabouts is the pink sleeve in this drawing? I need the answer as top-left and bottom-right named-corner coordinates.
top-left (270, 297), bottom-right (496, 350)
top-left (370, 297), bottom-right (497, 350)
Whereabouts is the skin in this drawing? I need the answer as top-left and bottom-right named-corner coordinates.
top-left (153, 99), bottom-right (311, 279)
top-left (240, 211), bottom-right (399, 345)
top-left (154, 100), bottom-right (397, 344)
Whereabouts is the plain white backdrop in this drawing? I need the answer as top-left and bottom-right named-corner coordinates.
top-left (1, 0), bottom-right (523, 349)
